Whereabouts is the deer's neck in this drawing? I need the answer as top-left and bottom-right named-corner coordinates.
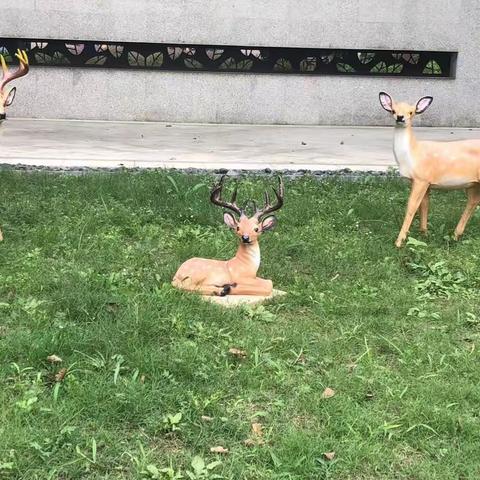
top-left (230, 242), bottom-right (261, 277)
top-left (393, 124), bottom-right (417, 178)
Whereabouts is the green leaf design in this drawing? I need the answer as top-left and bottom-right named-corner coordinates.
top-left (35, 52), bottom-right (54, 65)
top-left (336, 63), bottom-right (355, 73)
top-left (85, 55), bottom-right (107, 66)
top-left (274, 58), bottom-right (292, 72)
top-left (371, 62), bottom-right (403, 73)
top-left (52, 52), bottom-right (70, 65)
top-left (423, 60), bottom-right (442, 75)
top-left (108, 45), bottom-right (124, 58)
top-left (0, 47), bottom-right (12, 63)
top-left (184, 58), bottom-right (203, 69)
top-left (145, 52), bottom-right (163, 67)
top-left (128, 51), bottom-right (146, 66)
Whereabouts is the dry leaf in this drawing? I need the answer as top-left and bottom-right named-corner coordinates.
top-left (323, 451), bottom-right (335, 461)
top-left (252, 423), bottom-right (263, 437)
top-left (47, 354), bottom-right (63, 363)
top-left (243, 438), bottom-right (256, 447)
top-left (228, 348), bottom-right (247, 359)
top-left (321, 387), bottom-right (335, 399)
top-left (140, 375), bottom-right (146, 384)
top-left (210, 446), bottom-right (229, 454)
top-left (55, 368), bottom-right (67, 382)
top-left (201, 415), bottom-right (214, 422)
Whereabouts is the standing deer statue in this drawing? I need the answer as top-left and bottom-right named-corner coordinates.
top-left (0, 49), bottom-right (29, 242)
top-left (172, 176), bottom-right (284, 296)
top-left (0, 49), bottom-right (29, 124)
top-left (379, 91), bottom-right (480, 247)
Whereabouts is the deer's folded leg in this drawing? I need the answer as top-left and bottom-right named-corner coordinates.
top-left (230, 278), bottom-right (273, 296)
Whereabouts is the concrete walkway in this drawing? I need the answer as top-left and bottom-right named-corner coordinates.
top-left (1, 119), bottom-right (480, 171)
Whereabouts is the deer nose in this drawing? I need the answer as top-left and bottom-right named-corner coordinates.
top-left (396, 115), bottom-right (405, 122)
top-left (241, 234), bottom-right (250, 243)
top-left (0, 113), bottom-right (5, 120)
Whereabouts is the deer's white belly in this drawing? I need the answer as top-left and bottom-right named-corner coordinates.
top-left (393, 128), bottom-right (415, 178)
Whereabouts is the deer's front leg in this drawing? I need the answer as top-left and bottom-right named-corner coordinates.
top-left (419, 189), bottom-right (430, 234)
top-left (396, 180), bottom-right (430, 248)
top-left (231, 278), bottom-right (273, 296)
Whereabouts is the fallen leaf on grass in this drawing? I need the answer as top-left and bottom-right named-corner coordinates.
top-left (210, 446), bottom-right (229, 454)
top-left (228, 348), bottom-right (247, 359)
top-left (55, 368), bottom-right (67, 382)
top-left (346, 362), bottom-right (357, 373)
top-left (140, 375), bottom-right (146, 384)
top-left (201, 415), bottom-right (214, 422)
top-left (321, 387), bottom-right (335, 399)
top-left (243, 439), bottom-right (256, 447)
top-left (323, 451), bottom-right (335, 461)
top-left (47, 355), bottom-right (63, 363)
top-left (252, 423), bottom-right (263, 437)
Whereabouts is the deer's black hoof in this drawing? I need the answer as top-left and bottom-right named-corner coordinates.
top-left (220, 284), bottom-right (232, 296)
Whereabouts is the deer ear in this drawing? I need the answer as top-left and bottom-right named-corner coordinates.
top-left (261, 215), bottom-right (277, 232)
top-left (379, 91), bottom-right (393, 112)
top-left (416, 96), bottom-right (433, 114)
top-left (5, 87), bottom-right (16, 106)
top-left (223, 212), bottom-right (237, 229)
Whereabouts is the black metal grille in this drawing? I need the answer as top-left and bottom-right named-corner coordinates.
top-left (0, 38), bottom-right (456, 78)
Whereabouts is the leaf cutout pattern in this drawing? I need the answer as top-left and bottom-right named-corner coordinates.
top-left (183, 47), bottom-right (196, 57)
top-left (358, 52), bottom-right (375, 64)
top-left (320, 53), bottom-right (335, 64)
top-left (219, 58), bottom-right (253, 71)
top-left (128, 51), bottom-right (146, 67)
top-left (52, 52), bottom-right (69, 65)
top-left (300, 57), bottom-right (317, 72)
top-left (65, 43), bottom-right (84, 55)
top-left (30, 42), bottom-right (48, 50)
top-left (145, 52), bottom-right (163, 67)
top-left (167, 47), bottom-right (182, 60)
top-left (423, 60), bottom-right (442, 75)
top-left (392, 53), bottom-right (420, 64)
top-left (206, 48), bottom-right (224, 60)
top-left (370, 62), bottom-right (403, 74)
top-left (85, 55), bottom-right (107, 66)
top-left (0, 47), bottom-right (12, 63)
top-left (108, 45), bottom-right (124, 58)
top-left (95, 44), bottom-right (109, 53)
top-left (35, 52), bottom-right (54, 64)
top-left (184, 58), bottom-right (203, 69)
top-left (274, 58), bottom-right (292, 72)
top-left (336, 63), bottom-right (355, 73)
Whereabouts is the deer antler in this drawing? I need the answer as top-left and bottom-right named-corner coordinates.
top-left (254, 177), bottom-right (284, 220)
top-left (0, 49), bottom-right (29, 93)
top-left (210, 175), bottom-right (243, 216)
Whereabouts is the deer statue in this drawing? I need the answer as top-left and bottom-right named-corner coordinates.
top-left (0, 49), bottom-right (29, 125)
top-left (379, 91), bottom-right (480, 247)
top-left (172, 176), bottom-right (284, 296)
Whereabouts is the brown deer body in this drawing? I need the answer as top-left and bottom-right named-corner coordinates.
top-left (172, 176), bottom-right (284, 296)
top-left (379, 92), bottom-right (480, 247)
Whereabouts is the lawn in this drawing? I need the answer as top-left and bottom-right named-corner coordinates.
top-left (1, 170), bottom-right (480, 479)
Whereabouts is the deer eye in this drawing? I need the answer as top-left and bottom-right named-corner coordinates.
top-left (392, 110), bottom-right (396, 115)
top-left (254, 227), bottom-right (259, 232)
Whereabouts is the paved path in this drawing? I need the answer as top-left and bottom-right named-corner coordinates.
top-left (1, 119), bottom-right (479, 171)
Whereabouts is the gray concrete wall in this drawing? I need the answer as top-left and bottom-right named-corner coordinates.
top-left (1, 0), bottom-right (478, 126)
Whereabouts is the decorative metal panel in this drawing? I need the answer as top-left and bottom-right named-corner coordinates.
top-left (0, 38), bottom-right (456, 78)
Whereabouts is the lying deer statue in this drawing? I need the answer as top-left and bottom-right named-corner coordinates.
top-left (0, 49), bottom-right (29, 242)
top-left (0, 49), bottom-right (29, 125)
top-left (379, 91), bottom-right (480, 247)
top-left (172, 176), bottom-right (284, 296)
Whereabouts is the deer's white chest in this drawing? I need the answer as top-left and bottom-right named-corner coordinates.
top-left (247, 244), bottom-right (261, 269)
top-left (393, 128), bottom-right (415, 178)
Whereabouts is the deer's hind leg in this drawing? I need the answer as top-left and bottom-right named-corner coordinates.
top-left (172, 277), bottom-right (234, 296)
top-left (230, 278), bottom-right (273, 296)
top-left (419, 189), bottom-right (430, 234)
top-left (454, 184), bottom-right (480, 240)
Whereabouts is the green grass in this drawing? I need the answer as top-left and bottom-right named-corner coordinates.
top-left (1, 170), bottom-right (480, 479)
